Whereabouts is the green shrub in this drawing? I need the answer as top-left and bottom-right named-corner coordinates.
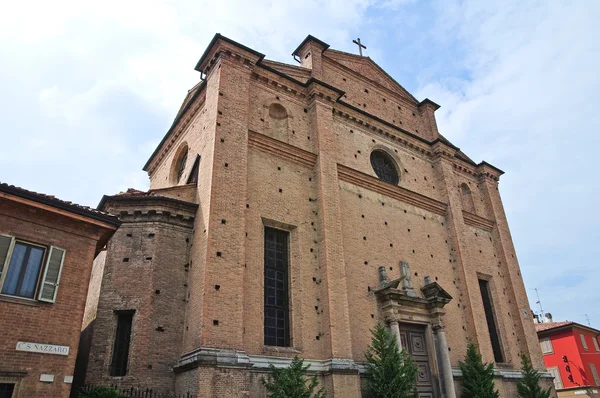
top-left (517, 354), bottom-right (552, 398)
top-left (364, 323), bottom-right (418, 398)
top-left (262, 356), bottom-right (327, 398)
top-left (458, 342), bottom-right (499, 398)
top-left (78, 386), bottom-right (126, 398)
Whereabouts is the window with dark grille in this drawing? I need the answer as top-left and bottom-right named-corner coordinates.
top-left (264, 227), bottom-right (290, 347)
top-left (110, 311), bottom-right (134, 376)
top-left (478, 279), bottom-right (504, 363)
top-left (370, 150), bottom-right (399, 185)
top-left (0, 383), bottom-right (15, 398)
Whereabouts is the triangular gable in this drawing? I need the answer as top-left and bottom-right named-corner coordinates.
top-left (323, 49), bottom-right (418, 104)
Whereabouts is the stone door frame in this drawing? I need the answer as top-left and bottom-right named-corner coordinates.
top-left (374, 277), bottom-right (456, 398)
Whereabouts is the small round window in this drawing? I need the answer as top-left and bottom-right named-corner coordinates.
top-left (370, 150), bottom-right (399, 185)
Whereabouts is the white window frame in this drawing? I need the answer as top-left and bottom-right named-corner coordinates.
top-left (540, 337), bottom-right (553, 354)
top-left (581, 333), bottom-right (589, 350)
top-left (593, 336), bottom-right (600, 352)
top-left (548, 366), bottom-right (563, 390)
top-left (0, 234), bottom-right (65, 303)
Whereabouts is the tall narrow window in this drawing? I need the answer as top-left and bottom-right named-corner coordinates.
top-left (478, 279), bottom-right (504, 363)
top-left (110, 311), bottom-right (134, 376)
top-left (593, 336), bottom-right (600, 352)
top-left (264, 227), bottom-right (290, 347)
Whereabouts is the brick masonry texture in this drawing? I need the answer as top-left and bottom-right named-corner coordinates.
top-left (0, 193), bottom-right (117, 398)
top-left (84, 34), bottom-right (550, 397)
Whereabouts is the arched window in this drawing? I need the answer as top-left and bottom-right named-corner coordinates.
top-left (171, 144), bottom-right (189, 184)
top-left (370, 150), bottom-right (399, 185)
top-left (460, 183), bottom-right (476, 213)
top-left (177, 150), bottom-right (188, 181)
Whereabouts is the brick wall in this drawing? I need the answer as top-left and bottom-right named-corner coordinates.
top-left (85, 198), bottom-right (196, 393)
top-left (85, 35), bottom-right (546, 397)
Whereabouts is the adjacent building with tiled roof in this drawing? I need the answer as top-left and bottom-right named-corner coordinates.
top-left (0, 183), bottom-right (120, 397)
top-left (536, 320), bottom-right (600, 397)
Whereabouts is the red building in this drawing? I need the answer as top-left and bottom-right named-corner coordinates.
top-left (536, 321), bottom-right (600, 397)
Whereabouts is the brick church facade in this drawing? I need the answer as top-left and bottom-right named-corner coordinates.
top-left (82, 34), bottom-right (550, 397)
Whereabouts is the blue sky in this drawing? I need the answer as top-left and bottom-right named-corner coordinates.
top-left (1, 0), bottom-right (598, 328)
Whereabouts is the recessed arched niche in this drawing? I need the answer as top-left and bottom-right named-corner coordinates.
top-left (266, 103), bottom-right (289, 142)
top-left (460, 183), bottom-right (476, 214)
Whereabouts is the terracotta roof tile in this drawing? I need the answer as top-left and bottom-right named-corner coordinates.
top-left (0, 182), bottom-right (120, 226)
top-left (535, 321), bottom-right (574, 333)
top-left (116, 188), bottom-right (154, 197)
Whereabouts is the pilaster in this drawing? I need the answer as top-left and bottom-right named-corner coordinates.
top-left (431, 142), bottom-right (489, 358)
top-left (477, 167), bottom-right (543, 368)
top-left (308, 80), bottom-right (355, 371)
top-left (418, 99), bottom-right (441, 141)
top-left (199, 54), bottom-right (252, 350)
top-left (292, 35), bottom-right (330, 80)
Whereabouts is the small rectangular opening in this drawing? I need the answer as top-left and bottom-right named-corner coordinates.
top-left (0, 383), bottom-right (15, 398)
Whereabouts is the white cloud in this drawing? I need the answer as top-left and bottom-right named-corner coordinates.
top-left (416, 0), bottom-right (600, 326)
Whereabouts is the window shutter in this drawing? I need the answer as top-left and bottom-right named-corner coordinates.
top-left (38, 246), bottom-right (65, 303)
top-left (549, 367), bottom-right (563, 389)
top-left (0, 234), bottom-right (15, 284)
top-left (590, 364), bottom-right (600, 386)
top-left (581, 334), bottom-right (588, 350)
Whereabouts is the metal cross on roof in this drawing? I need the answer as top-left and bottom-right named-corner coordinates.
top-left (352, 38), bottom-right (367, 56)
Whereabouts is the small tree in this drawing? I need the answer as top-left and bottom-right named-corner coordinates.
top-left (459, 342), bottom-right (500, 398)
top-left (262, 356), bottom-right (327, 398)
top-left (517, 354), bottom-right (552, 398)
top-left (364, 323), bottom-right (418, 398)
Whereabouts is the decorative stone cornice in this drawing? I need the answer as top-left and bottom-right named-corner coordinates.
top-left (334, 105), bottom-right (433, 158)
top-left (452, 367), bottom-right (553, 380)
top-left (337, 164), bottom-right (447, 216)
top-left (250, 71), bottom-right (307, 101)
top-left (100, 196), bottom-right (198, 229)
top-left (248, 130), bottom-right (317, 168)
top-left (174, 347), bottom-right (361, 375)
top-left (195, 33), bottom-right (264, 75)
top-left (462, 210), bottom-right (495, 231)
top-left (477, 161), bottom-right (504, 183)
top-left (306, 78), bottom-right (344, 104)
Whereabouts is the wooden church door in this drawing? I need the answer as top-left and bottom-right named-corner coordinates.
top-left (400, 325), bottom-right (438, 398)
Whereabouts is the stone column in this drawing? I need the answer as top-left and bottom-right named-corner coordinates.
top-left (433, 324), bottom-right (456, 398)
top-left (389, 320), bottom-right (403, 351)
